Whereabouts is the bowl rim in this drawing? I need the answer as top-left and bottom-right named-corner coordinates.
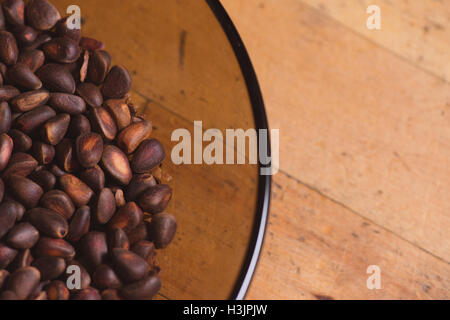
top-left (206, 0), bottom-right (272, 300)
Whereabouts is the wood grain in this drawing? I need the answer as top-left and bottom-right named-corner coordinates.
top-left (246, 173), bottom-right (450, 300)
top-left (49, 0), bottom-right (450, 300)
top-left (222, 0), bottom-right (450, 261)
top-left (302, 0), bottom-right (450, 82)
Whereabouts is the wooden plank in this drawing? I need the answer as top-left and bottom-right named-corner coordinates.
top-left (221, 0), bottom-right (450, 260)
top-left (247, 173), bottom-right (450, 300)
top-left (302, 0), bottom-right (450, 81)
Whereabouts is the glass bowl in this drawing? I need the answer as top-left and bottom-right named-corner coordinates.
top-left (53, 0), bottom-right (271, 299)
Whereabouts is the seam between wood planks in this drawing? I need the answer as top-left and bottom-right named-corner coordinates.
top-left (133, 89), bottom-right (450, 266)
top-left (299, 1), bottom-right (450, 88)
top-left (278, 169), bottom-right (450, 266)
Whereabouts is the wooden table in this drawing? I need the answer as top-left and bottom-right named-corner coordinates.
top-left (221, 0), bottom-right (450, 299)
top-left (51, 0), bottom-right (449, 300)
